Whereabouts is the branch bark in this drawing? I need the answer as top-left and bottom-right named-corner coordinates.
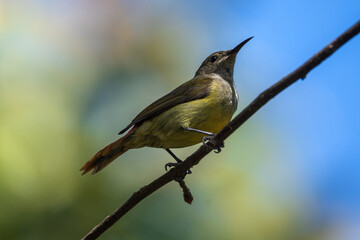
top-left (82, 20), bottom-right (360, 240)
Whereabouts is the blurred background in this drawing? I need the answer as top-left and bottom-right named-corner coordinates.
top-left (1, 0), bottom-right (359, 239)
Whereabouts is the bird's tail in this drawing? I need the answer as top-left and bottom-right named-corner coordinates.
top-left (80, 136), bottom-right (129, 175)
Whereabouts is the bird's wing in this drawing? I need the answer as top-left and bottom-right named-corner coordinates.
top-left (119, 76), bottom-right (213, 134)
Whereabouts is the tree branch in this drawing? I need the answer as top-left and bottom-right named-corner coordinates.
top-left (82, 20), bottom-right (360, 240)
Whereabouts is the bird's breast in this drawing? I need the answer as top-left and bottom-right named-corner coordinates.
top-left (131, 77), bottom-right (238, 148)
top-left (194, 78), bottom-right (237, 131)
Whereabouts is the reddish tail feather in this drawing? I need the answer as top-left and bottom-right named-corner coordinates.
top-left (81, 136), bottom-right (128, 175)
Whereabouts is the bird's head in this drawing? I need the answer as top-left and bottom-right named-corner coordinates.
top-left (195, 37), bottom-right (253, 82)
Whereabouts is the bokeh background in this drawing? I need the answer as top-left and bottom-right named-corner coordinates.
top-left (1, 1), bottom-right (359, 239)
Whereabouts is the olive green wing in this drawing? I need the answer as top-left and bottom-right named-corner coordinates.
top-left (119, 77), bottom-right (213, 134)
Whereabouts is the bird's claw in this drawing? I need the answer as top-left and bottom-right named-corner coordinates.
top-left (165, 162), bottom-right (192, 175)
top-left (164, 162), bottom-right (177, 171)
top-left (202, 136), bottom-right (224, 153)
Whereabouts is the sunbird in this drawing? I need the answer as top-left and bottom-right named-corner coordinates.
top-left (81, 37), bottom-right (253, 175)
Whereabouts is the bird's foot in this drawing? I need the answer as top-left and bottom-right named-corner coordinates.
top-left (202, 136), bottom-right (224, 153)
top-left (165, 161), bottom-right (192, 175)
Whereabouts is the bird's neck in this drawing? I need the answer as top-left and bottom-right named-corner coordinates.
top-left (202, 73), bottom-right (234, 85)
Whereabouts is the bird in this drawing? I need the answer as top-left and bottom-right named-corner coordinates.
top-left (81, 37), bottom-right (253, 175)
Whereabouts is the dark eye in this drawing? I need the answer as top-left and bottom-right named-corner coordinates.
top-left (210, 55), bottom-right (218, 63)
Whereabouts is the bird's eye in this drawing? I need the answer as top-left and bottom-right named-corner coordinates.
top-left (210, 55), bottom-right (218, 63)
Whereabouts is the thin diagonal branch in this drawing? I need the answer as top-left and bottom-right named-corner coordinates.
top-left (82, 20), bottom-right (360, 240)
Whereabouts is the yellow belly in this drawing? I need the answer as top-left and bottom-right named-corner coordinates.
top-left (128, 78), bottom-right (237, 149)
top-left (160, 99), bottom-right (234, 148)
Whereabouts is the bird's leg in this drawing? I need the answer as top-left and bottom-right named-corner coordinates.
top-left (164, 148), bottom-right (192, 174)
top-left (184, 127), bottom-right (224, 153)
top-left (165, 148), bottom-right (182, 164)
top-left (184, 127), bottom-right (214, 136)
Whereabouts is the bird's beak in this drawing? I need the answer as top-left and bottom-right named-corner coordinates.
top-left (227, 36), bottom-right (254, 56)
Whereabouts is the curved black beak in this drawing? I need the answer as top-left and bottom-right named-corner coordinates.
top-left (228, 36), bottom-right (254, 55)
